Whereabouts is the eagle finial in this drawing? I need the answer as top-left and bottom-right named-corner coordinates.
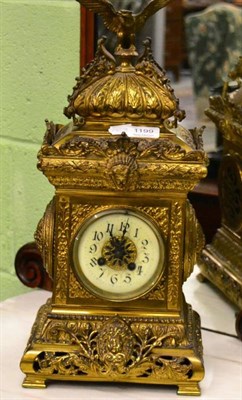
top-left (77, 0), bottom-right (171, 56)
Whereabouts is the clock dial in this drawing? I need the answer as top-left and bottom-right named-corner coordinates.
top-left (72, 209), bottom-right (165, 301)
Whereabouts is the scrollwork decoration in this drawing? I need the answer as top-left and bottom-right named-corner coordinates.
top-left (34, 315), bottom-right (193, 381)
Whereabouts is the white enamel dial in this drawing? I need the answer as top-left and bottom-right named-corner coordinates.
top-left (72, 209), bottom-right (165, 301)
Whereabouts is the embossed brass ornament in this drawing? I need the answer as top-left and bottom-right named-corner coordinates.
top-left (76, 0), bottom-right (171, 56)
top-left (20, 0), bottom-right (207, 395)
top-left (199, 58), bottom-right (242, 336)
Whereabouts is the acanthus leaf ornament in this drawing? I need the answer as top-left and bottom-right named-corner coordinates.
top-left (24, 302), bottom-right (201, 383)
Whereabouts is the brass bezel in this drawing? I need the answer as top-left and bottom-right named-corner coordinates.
top-left (72, 207), bottom-right (166, 302)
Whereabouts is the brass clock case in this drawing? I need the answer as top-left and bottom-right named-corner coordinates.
top-left (20, 0), bottom-right (207, 395)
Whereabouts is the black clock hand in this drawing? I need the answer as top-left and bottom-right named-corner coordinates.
top-left (122, 218), bottom-right (129, 238)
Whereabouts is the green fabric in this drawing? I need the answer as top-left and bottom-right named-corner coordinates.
top-left (185, 3), bottom-right (242, 113)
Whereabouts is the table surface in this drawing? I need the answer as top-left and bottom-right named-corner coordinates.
top-left (1, 266), bottom-right (241, 400)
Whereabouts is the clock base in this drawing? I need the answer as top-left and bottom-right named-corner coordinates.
top-left (20, 299), bottom-right (204, 396)
top-left (199, 227), bottom-right (242, 310)
top-left (199, 227), bottom-right (242, 339)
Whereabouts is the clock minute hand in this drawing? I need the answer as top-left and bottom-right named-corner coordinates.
top-left (122, 219), bottom-right (129, 238)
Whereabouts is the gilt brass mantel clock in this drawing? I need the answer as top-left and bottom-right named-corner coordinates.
top-left (20, 0), bottom-right (208, 395)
